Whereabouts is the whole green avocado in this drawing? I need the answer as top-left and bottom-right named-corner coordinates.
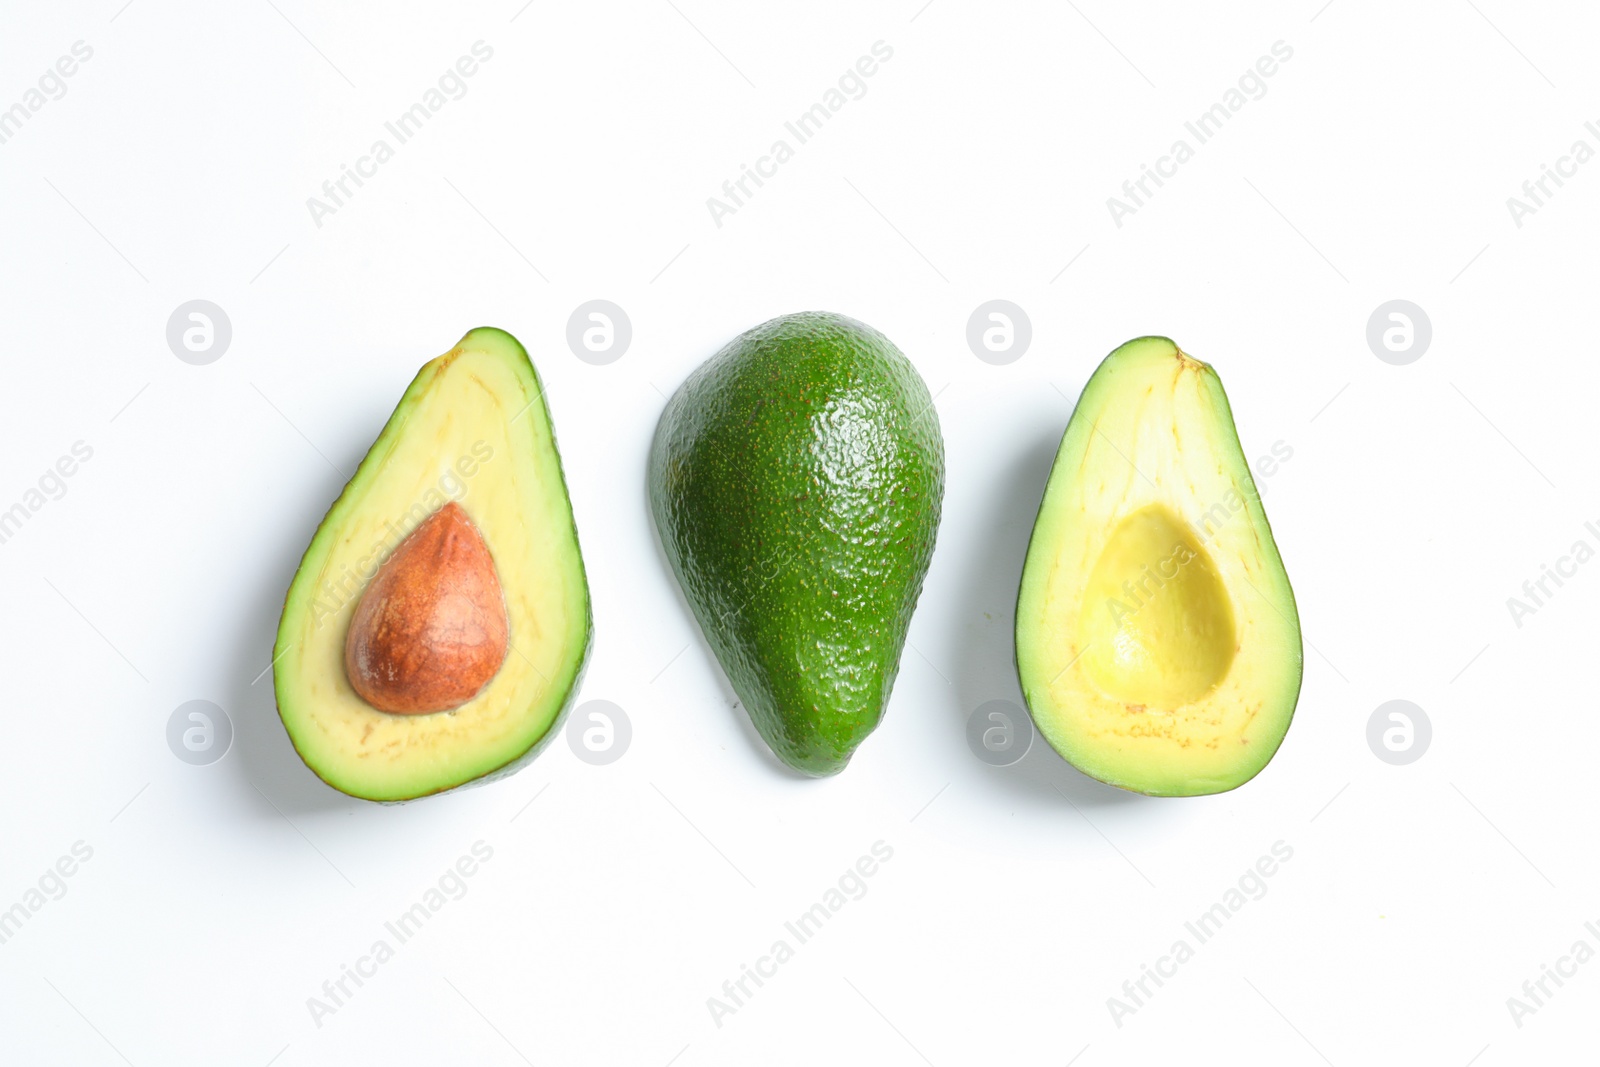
top-left (650, 311), bottom-right (945, 776)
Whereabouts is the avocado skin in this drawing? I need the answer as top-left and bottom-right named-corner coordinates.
top-left (650, 312), bottom-right (944, 776)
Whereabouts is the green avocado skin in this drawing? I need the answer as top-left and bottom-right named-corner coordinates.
top-left (650, 312), bottom-right (945, 776)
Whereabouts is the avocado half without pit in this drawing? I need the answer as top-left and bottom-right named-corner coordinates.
top-left (274, 328), bottom-right (591, 802)
top-left (1016, 337), bottom-right (1302, 797)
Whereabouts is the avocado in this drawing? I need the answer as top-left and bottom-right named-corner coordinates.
top-left (274, 327), bottom-right (591, 802)
top-left (1015, 337), bottom-right (1301, 796)
top-left (650, 312), bottom-right (944, 776)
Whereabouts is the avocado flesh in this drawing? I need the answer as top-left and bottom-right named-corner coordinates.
top-left (650, 312), bottom-right (944, 776)
top-left (1016, 337), bottom-right (1301, 796)
top-left (274, 327), bottom-right (591, 802)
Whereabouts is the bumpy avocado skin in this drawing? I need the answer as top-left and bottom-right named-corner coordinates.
top-left (650, 312), bottom-right (944, 776)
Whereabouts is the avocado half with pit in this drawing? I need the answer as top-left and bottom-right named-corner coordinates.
top-left (273, 327), bottom-right (591, 802)
top-left (1016, 337), bottom-right (1302, 796)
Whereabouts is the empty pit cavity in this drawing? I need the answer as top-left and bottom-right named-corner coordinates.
top-left (1076, 503), bottom-right (1236, 707)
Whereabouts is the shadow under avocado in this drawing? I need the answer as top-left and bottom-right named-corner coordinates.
top-left (641, 458), bottom-right (814, 782)
top-left (948, 419), bottom-right (1146, 808)
top-left (221, 462), bottom-right (364, 817)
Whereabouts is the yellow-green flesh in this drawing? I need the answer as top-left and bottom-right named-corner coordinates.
top-left (274, 328), bottom-right (590, 801)
top-left (1016, 337), bottom-right (1301, 796)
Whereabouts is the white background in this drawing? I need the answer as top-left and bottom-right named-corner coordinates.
top-left (0, 1), bottom-right (1594, 1063)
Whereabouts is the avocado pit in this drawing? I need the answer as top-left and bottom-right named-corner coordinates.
top-left (344, 501), bottom-right (510, 714)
